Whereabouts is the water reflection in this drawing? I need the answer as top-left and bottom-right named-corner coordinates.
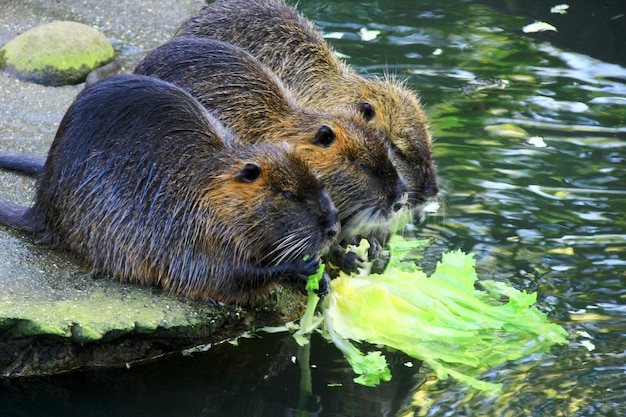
top-left (298, 0), bottom-right (626, 415)
top-left (1, 333), bottom-right (422, 417)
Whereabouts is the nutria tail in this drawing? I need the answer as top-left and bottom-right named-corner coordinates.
top-left (84, 60), bottom-right (122, 89)
top-left (0, 198), bottom-right (32, 231)
top-left (0, 151), bottom-right (46, 176)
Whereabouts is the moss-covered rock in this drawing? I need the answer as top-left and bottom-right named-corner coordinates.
top-left (0, 277), bottom-right (306, 377)
top-left (0, 21), bottom-right (115, 86)
top-left (0, 226), bottom-right (307, 377)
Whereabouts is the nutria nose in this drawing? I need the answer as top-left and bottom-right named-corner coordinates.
top-left (325, 223), bottom-right (339, 239)
top-left (423, 178), bottom-right (439, 198)
top-left (322, 208), bottom-right (339, 239)
top-left (319, 189), bottom-right (339, 240)
top-left (392, 191), bottom-right (409, 213)
top-left (392, 201), bottom-right (405, 213)
top-left (424, 186), bottom-right (438, 198)
top-left (390, 178), bottom-right (407, 211)
top-left (397, 178), bottom-right (407, 198)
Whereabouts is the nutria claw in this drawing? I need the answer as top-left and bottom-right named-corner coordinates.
top-left (326, 244), bottom-right (364, 274)
top-left (287, 253), bottom-right (326, 296)
top-left (297, 254), bottom-right (322, 277)
top-left (367, 237), bottom-right (384, 259)
top-left (293, 269), bottom-right (331, 298)
top-left (314, 271), bottom-right (331, 298)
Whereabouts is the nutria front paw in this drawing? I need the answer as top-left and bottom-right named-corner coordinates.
top-left (343, 250), bottom-right (366, 272)
top-left (293, 270), bottom-right (331, 298)
top-left (325, 244), bottom-right (364, 273)
top-left (370, 252), bottom-right (390, 274)
top-left (295, 254), bottom-right (322, 277)
top-left (276, 254), bottom-right (321, 276)
top-left (314, 271), bottom-right (331, 298)
top-left (367, 237), bottom-right (384, 258)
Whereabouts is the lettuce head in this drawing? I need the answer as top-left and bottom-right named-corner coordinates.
top-left (318, 237), bottom-right (569, 393)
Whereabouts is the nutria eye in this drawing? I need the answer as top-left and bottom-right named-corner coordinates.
top-left (236, 162), bottom-right (261, 183)
top-left (357, 102), bottom-right (375, 122)
top-left (282, 191), bottom-right (298, 201)
top-left (314, 125), bottom-right (336, 148)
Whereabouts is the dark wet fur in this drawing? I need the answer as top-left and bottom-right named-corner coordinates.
top-left (176, 0), bottom-right (438, 208)
top-left (135, 37), bottom-right (406, 243)
top-left (0, 74), bottom-right (338, 305)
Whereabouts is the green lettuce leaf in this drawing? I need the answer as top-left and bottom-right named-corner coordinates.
top-left (293, 261), bottom-right (326, 346)
top-left (323, 311), bottom-right (391, 386)
top-left (320, 238), bottom-right (569, 393)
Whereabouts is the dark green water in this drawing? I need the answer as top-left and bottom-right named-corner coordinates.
top-left (2, 0), bottom-right (625, 416)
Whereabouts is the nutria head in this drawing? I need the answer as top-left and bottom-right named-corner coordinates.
top-left (205, 143), bottom-right (339, 269)
top-left (354, 76), bottom-right (439, 208)
top-left (282, 110), bottom-right (407, 240)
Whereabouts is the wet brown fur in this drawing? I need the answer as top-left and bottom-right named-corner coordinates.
top-left (176, 0), bottom-right (439, 209)
top-left (0, 74), bottom-right (338, 305)
top-left (135, 37), bottom-right (406, 242)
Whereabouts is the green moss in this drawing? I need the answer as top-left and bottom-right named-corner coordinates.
top-left (0, 21), bottom-right (114, 85)
top-left (0, 289), bottom-right (214, 344)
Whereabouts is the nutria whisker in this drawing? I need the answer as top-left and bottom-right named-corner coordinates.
top-left (263, 228), bottom-right (309, 260)
top-left (340, 206), bottom-right (391, 241)
top-left (267, 233), bottom-right (312, 266)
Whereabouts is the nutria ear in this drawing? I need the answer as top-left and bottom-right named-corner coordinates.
top-left (356, 102), bottom-right (375, 121)
top-left (236, 162), bottom-right (262, 183)
top-left (314, 125), bottom-right (336, 147)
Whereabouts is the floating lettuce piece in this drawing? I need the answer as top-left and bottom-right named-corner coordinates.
top-left (522, 21), bottom-right (558, 33)
top-left (358, 27), bottom-right (381, 42)
top-left (320, 238), bottom-right (569, 393)
top-left (550, 4), bottom-right (569, 14)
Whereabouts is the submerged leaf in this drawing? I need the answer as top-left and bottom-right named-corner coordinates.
top-left (485, 123), bottom-right (529, 138)
top-left (323, 305), bottom-right (392, 386)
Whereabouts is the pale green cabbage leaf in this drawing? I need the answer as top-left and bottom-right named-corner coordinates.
top-left (314, 237), bottom-right (569, 392)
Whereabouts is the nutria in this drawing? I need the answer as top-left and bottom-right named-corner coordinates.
top-left (134, 37), bottom-right (406, 266)
top-left (176, 0), bottom-right (438, 211)
top-left (0, 74), bottom-right (339, 305)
